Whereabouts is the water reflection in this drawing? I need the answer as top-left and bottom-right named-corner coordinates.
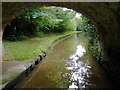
top-left (18, 33), bottom-right (114, 88)
top-left (65, 44), bottom-right (94, 88)
top-left (70, 45), bottom-right (86, 59)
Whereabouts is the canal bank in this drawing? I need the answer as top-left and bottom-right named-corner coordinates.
top-left (17, 33), bottom-right (115, 88)
top-left (2, 31), bottom-right (80, 89)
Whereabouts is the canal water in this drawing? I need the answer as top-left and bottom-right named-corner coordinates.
top-left (17, 33), bottom-right (114, 88)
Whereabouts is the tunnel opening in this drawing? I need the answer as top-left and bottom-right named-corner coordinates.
top-left (2, 2), bottom-right (120, 88)
top-left (2, 6), bottom-right (100, 62)
top-left (2, 6), bottom-right (104, 88)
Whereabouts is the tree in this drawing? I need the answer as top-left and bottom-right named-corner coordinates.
top-left (3, 6), bottom-right (78, 41)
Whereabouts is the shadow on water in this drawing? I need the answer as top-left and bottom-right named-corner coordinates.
top-left (17, 33), bottom-right (115, 88)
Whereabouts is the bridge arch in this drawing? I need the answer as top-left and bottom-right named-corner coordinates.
top-left (1, 2), bottom-right (120, 84)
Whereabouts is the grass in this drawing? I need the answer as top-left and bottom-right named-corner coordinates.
top-left (2, 31), bottom-right (78, 61)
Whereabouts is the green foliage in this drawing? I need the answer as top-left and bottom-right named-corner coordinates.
top-left (88, 35), bottom-right (101, 62)
top-left (3, 6), bottom-right (102, 63)
top-left (78, 16), bottom-right (102, 63)
top-left (76, 15), bottom-right (91, 31)
top-left (3, 6), bottom-right (77, 41)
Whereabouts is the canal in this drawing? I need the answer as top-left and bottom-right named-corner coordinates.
top-left (17, 33), bottom-right (114, 88)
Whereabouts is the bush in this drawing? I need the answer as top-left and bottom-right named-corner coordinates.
top-left (87, 31), bottom-right (102, 63)
top-left (3, 6), bottom-right (77, 41)
top-left (78, 16), bottom-right (102, 63)
top-left (36, 31), bottom-right (45, 38)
